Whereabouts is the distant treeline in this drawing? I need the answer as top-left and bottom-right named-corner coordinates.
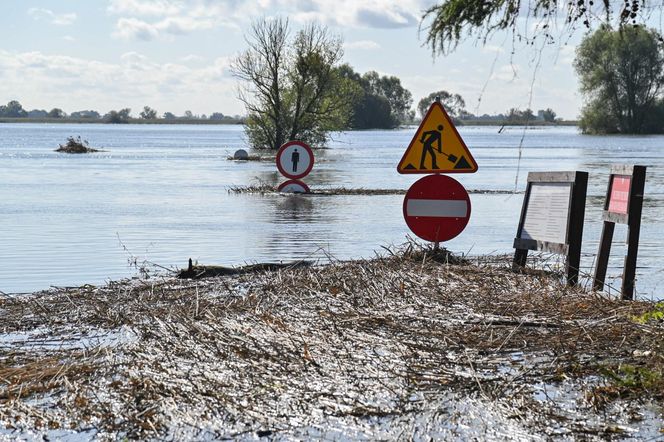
top-left (458, 119), bottom-right (577, 127)
top-left (0, 99), bottom-right (570, 127)
top-left (0, 101), bottom-right (245, 124)
top-left (0, 116), bottom-right (245, 125)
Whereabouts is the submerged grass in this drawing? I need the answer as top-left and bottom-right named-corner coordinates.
top-left (227, 185), bottom-right (521, 196)
top-left (0, 243), bottom-right (662, 439)
top-left (226, 154), bottom-right (266, 161)
top-left (54, 136), bottom-right (102, 154)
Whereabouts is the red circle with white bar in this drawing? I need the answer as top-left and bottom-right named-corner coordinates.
top-left (403, 174), bottom-right (471, 242)
top-left (278, 179), bottom-right (310, 194)
top-left (276, 141), bottom-right (315, 179)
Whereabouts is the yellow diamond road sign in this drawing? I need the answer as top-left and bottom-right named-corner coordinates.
top-left (397, 101), bottom-right (478, 174)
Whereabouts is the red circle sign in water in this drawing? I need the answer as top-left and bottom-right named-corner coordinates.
top-left (276, 141), bottom-right (314, 180)
top-left (277, 179), bottom-right (310, 194)
top-left (403, 174), bottom-right (471, 242)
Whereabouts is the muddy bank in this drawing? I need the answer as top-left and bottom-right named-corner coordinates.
top-left (0, 246), bottom-right (662, 439)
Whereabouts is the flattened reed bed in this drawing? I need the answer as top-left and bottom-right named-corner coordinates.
top-left (0, 248), bottom-right (662, 439)
top-left (228, 184), bottom-right (522, 195)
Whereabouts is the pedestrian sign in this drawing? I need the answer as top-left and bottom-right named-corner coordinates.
top-left (276, 140), bottom-right (314, 180)
top-left (397, 101), bottom-right (477, 174)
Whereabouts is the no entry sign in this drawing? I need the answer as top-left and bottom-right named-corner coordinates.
top-left (276, 141), bottom-right (314, 180)
top-left (403, 174), bottom-right (471, 242)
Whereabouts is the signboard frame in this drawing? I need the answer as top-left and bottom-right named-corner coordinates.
top-left (512, 171), bottom-right (588, 286)
top-left (592, 165), bottom-right (646, 299)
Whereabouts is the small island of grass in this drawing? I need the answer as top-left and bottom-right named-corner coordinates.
top-left (55, 136), bottom-right (102, 154)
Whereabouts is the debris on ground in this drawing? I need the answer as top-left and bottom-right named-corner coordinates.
top-left (1, 244), bottom-right (662, 439)
top-left (228, 185), bottom-right (521, 196)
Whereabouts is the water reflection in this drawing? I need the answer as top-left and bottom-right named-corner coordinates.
top-left (273, 195), bottom-right (316, 223)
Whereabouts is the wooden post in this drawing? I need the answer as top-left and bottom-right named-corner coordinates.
top-left (565, 171), bottom-right (588, 286)
top-left (621, 165), bottom-right (646, 300)
top-left (513, 248), bottom-right (528, 269)
top-left (593, 221), bottom-right (615, 291)
top-left (512, 179), bottom-right (532, 270)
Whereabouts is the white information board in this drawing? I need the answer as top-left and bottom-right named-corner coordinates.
top-left (520, 182), bottom-right (571, 244)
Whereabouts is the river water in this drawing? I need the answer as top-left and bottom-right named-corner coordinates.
top-left (1, 123), bottom-right (662, 299)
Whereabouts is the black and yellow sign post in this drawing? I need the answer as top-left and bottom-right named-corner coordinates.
top-left (397, 98), bottom-right (478, 250)
top-left (397, 100), bottom-right (478, 174)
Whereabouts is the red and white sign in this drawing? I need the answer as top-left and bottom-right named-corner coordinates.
top-left (278, 179), bottom-right (310, 194)
top-left (403, 174), bottom-right (471, 242)
top-left (608, 175), bottom-right (631, 214)
top-left (276, 141), bottom-right (314, 180)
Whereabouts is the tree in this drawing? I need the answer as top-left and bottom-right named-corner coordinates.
top-left (506, 108), bottom-right (535, 123)
top-left (361, 71), bottom-right (413, 125)
top-left (48, 108), bottom-right (66, 118)
top-left (209, 112), bottom-right (225, 120)
top-left (163, 112), bottom-right (177, 120)
top-left (370, 72), bottom-right (414, 125)
top-left (421, 1), bottom-right (655, 55)
top-left (352, 94), bottom-right (394, 129)
top-left (575, 26), bottom-right (664, 134)
top-left (541, 108), bottom-right (556, 122)
top-left (140, 106), bottom-right (158, 119)
top-left (0, 100), bottom-right (28, 118)
top-left (184, 110), bottom-right (194, 119)
top-left (104, 108), bottom-right (131, 124)
top-left (70, 110), bottom-right (101, 119)
top-left (28, 109), bottom-right (48, 118)
top-left (417, 91), bottom-right (466, 120)
top-left (337, 64), bottom-right (413, 129)
top-left (232, 18), bottom-right (355, 149)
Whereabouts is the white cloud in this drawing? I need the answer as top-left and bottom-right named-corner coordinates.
top-left (344, 40), bottom-right (381, 50)
top-left (492, 64), bottom-right (520, 82)
top-left (180, 54), bottom-right (206, 63)
top-left (481, 45), bottom-right (505, 54)
top-left (108, 0), bottom-right (429, 41)
top-left (287, 0), bottom-right (425, 28)
top-left (354, 6), bottom-right (417, 28)
top-left (107, 0), bottom-right (183, 17)
top-left (555, 45), bottom-right (576, 65)
top-left (0, 50), bottom-right (239, 114)
top-left (112, 14), bottom-right (216, 40)
top-left (27, 8), bottom-right (77, 26)
top-left (114, 17), bottom-right (159, 40)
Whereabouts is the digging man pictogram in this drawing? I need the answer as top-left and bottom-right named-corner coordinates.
top-left (419, 124), bottom-right (459, 170)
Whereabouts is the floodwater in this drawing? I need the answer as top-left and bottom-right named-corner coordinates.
top-left (0, 123), bottom-right (662, 298)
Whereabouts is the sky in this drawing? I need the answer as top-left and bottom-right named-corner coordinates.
top-left (0, 0), bottom-right (615, 120)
